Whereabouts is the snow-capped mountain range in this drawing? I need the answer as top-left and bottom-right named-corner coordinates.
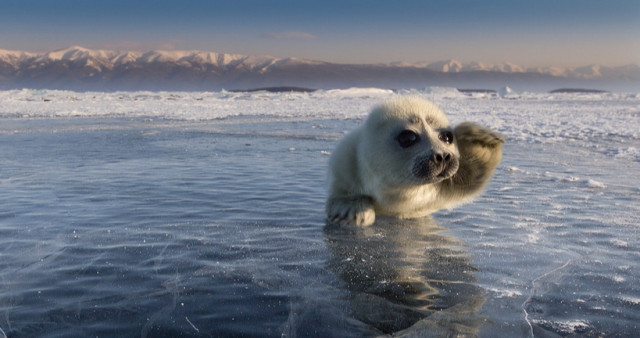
top-left (1, 46), bottom-right (638, 91)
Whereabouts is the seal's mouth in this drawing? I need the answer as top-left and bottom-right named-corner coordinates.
top-left (413, 156), bottom-right (459, 183)
top-left (436, 160), bottom-right (459, 179)
top-left (437, 171), bottom-right (449, 178)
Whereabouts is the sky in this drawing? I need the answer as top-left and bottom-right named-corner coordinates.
top-left (1, 0), bottom-right (638, 67)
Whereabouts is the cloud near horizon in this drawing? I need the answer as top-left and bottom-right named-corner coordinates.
top-left (260, 31), bottom-right (317, 40)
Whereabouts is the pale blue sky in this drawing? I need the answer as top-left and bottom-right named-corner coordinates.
top-left (1, 0), bottom-right (638, 67)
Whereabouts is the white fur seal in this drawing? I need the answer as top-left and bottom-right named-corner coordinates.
top-left (326, 97), bottom-right (504, 226)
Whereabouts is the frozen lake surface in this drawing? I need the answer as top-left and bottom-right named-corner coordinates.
top-left (1, 88), bottom-right (639, 336)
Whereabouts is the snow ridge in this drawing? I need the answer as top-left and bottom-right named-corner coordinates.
top-left (0, 46), bottom-right (638, 91)
top-left (0, 46), bottom-right (325, 72)
top-left (1, 46), bottom-right (637, 79)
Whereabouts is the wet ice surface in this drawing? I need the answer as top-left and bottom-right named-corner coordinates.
top-left (1, 88), bottom-right (639, 337)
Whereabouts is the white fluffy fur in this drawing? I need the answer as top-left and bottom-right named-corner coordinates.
top-left (326, 97), bottom-right (504, 226)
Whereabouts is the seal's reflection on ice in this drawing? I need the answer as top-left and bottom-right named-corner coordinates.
top-left (324, 216), bottom-right (485, 336)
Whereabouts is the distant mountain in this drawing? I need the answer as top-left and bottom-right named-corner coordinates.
top-left (1, 46), bottom-right (638, 91)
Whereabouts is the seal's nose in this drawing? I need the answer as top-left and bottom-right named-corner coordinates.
top-left (430, 152), bottom-right (452, 164)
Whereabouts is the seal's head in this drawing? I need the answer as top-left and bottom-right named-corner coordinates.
top-left (359, 97), bottom-right (460, 188)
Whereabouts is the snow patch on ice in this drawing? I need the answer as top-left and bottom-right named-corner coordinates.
top-left (585, 179), bottom-right (606, 189)
top-left (487, 287), bottom-right (523, 298)
top-left (323, 87), bottom-right (394, 97)
top-left (418, 86), bottom-right (464, 98)
top-left (532, 319), bottom-right (593, 335)
top-left (610, 239), bottom-right (629, 248)
top-left (611, 147), bottom-right (640, 162)
top-left (499, 86), bottom-right (521, 99)
top-left (612, 275), bottom-right (626, 283)
top-left (506, 166), bottom-right (524, 173)
top-left (544, 172), bottom-right (606, 189)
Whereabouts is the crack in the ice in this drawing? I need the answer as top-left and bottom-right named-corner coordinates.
top-left (522, 260), bottom-right (571, 337)
top-left (185, 316), bottom-right (199, 333)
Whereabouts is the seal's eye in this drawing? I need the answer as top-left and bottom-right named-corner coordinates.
top-left (396, 130), bottom-right (420, 148)
top-left (439, 131), bottom-right (454, 144)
